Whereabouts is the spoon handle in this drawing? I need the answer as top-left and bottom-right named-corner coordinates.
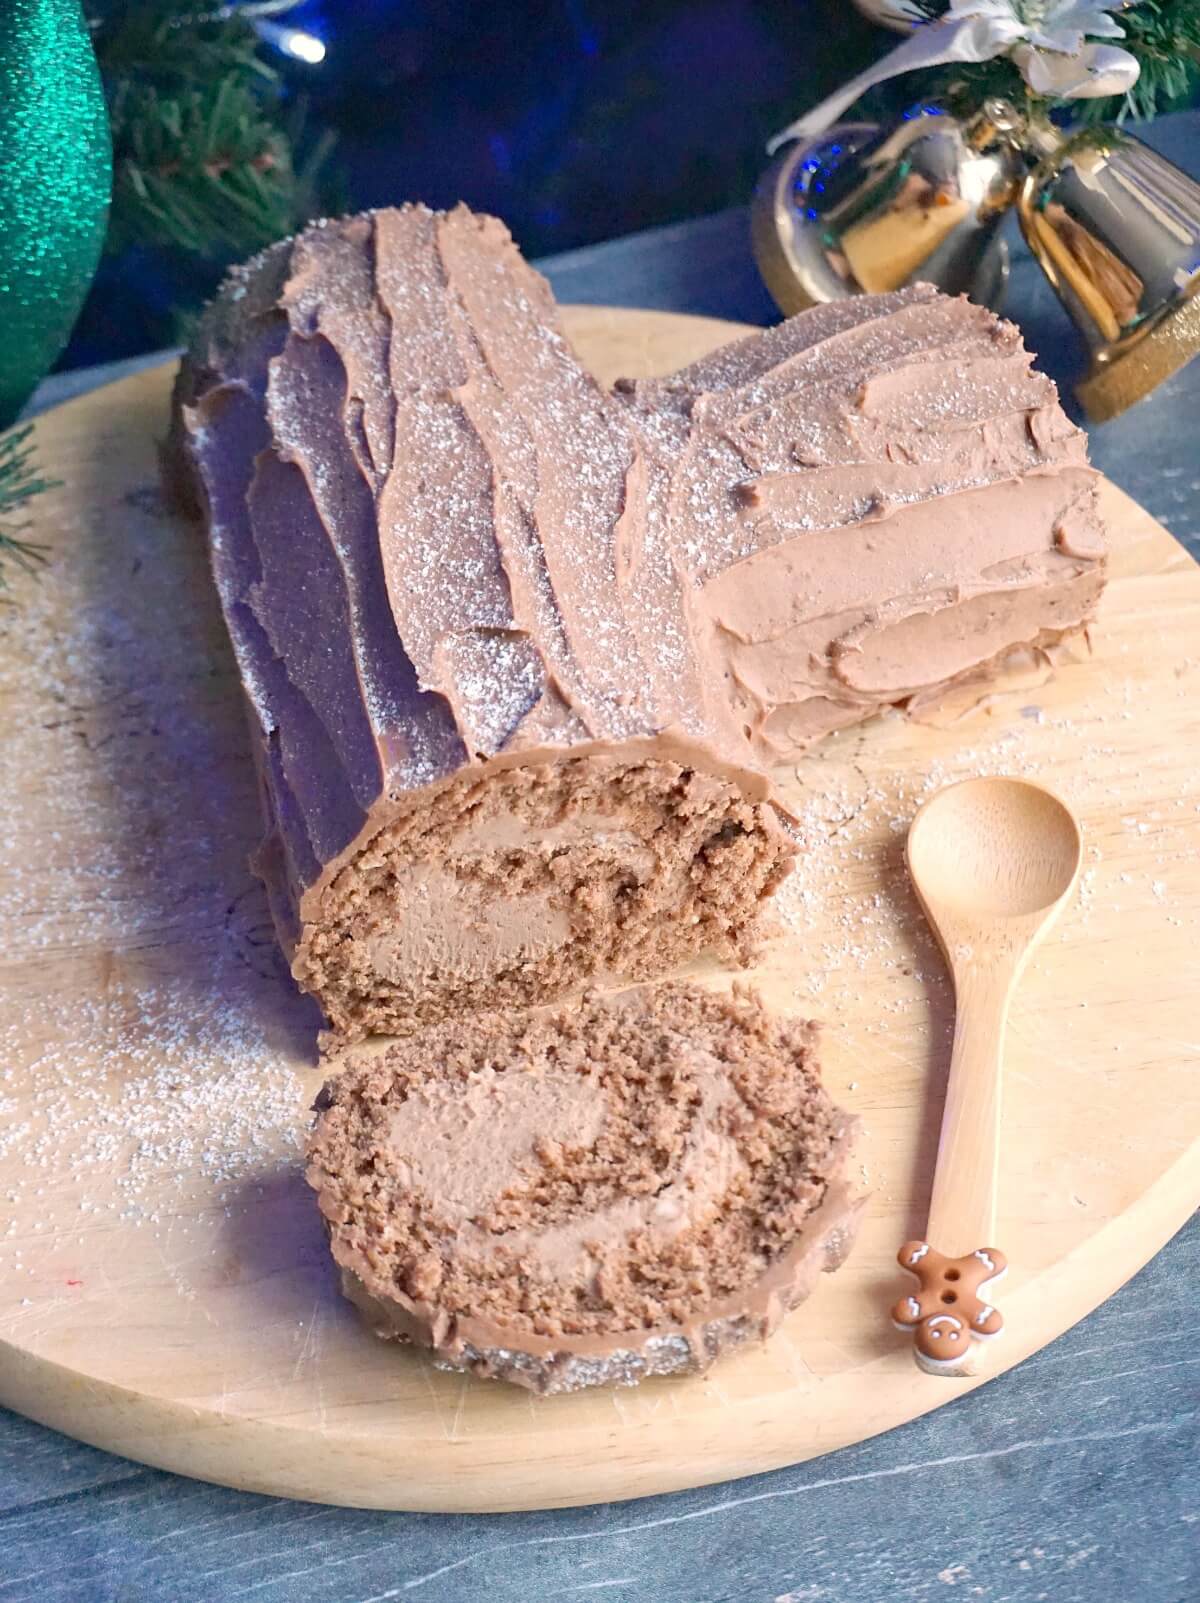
top-left (928, 961), bottom-right (1013, 1251)
top-left (893, 962), bottom-right (1014, 1377)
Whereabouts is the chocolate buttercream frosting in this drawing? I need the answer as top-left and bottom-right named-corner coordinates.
top-left (169, 204), bottom-right (1106, 1036)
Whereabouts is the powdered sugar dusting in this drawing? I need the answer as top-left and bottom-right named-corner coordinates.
top-left (0, 963), bottom-right (304, 1229)
top-left (764, 657), bottom-right (1200, 1056)
top-left (0, 442), bottom-right (314, 1281)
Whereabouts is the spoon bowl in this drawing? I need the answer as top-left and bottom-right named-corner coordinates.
top-left (907, 776), bottom-right (1083, 926)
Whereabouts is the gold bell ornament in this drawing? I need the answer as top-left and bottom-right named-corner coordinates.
top-left (1018, 124), bottom-right (1200, 422)
top-left (755, 0), bottom-right (1200, 419)
top-left (752, 102), bottom-right (1023, 314)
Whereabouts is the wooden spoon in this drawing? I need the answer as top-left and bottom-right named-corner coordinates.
top-left (893, 777), bottom-right (1084, 1376)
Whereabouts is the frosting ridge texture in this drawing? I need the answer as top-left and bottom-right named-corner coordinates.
top-left (170, 204), bottom-right (1106, 1033)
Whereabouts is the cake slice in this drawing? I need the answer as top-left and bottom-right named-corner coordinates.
top-left (306, 983), bottom-right (861, 1393)
top-left (170, 204), bottom-right (1106, 1039)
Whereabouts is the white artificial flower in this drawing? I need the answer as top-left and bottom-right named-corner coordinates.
top-left (947, 0), bottom-right (1138, 96)
top-left (1014, 41), bottom-right (1142, 96)
top-left (944, 0), bottom-right (1029, 45)
top-left (769, 0), bottom-right (1139, 151)
top-left (1018, 2), bottom-right (1128, 52)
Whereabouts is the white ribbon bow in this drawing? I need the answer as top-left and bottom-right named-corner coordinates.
top-left (767, 1), bottom-right (1140, 152)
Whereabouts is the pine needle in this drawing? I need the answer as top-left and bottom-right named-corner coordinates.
top-left (1077, 0), bottom-right (1200, 123)
top-left (88, 1), bottom-right (336, 258)
top-left (0, 426), bottom-right (55, 596)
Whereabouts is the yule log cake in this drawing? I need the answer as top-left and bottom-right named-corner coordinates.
top-left (169, 204), bottom-right (1106, 1039)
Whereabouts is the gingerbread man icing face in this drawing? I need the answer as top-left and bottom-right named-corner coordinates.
top-left (891, 1241), bottom-right (1007, 1373)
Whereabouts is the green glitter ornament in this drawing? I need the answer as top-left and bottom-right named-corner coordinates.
top-left (0, 0), bottom-right (112, 426)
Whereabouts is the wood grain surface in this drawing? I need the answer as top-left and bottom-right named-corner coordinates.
top-left (0, 307), bottom-right (1197, 1513)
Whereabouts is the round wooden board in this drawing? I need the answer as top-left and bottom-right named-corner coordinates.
top-left (1, 308), bottom-right (1198, 1513)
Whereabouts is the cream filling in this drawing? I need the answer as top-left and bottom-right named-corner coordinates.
top-left (505, 1113), bottom-right (745, 1283)
top-left (362, 865), bottom-right (570, 984)
top-left (360, 810), bottom-right (663, 987)
top-left (393, 1043), bottom-right (748, 1289)
top-left (452, 808), bottom-right (653, 859)
top-left (386, 1065), bottom-right (607, 1220)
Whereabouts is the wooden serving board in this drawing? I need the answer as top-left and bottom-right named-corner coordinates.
top-left (1, 308), bottom-right (1198, 1513)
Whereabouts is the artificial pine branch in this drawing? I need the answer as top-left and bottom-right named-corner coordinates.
top-left (88, 1), bottom-right (335, 258)
top-left (1076, 0), bottom-right (1200, 122)
top-left (0, 427), bottom-right (55, 596)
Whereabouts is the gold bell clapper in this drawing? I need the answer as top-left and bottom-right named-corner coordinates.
top-left (1018, 125), bottom-right (1200, 423)
top-left (752, 104), bottom-right (1024, 316)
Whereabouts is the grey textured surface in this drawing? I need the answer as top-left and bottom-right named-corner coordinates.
top-left (6, 109), bottom-right (1199, 1603)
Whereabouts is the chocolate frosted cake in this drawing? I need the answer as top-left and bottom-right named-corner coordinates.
top-left (170, 204), bottom-right (1106, 1038)
top-left (306, 983), bottom-right (861, 1392)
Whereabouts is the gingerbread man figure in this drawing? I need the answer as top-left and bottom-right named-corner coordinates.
top-left (891, 1241), bottom-right (1007, 1374)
